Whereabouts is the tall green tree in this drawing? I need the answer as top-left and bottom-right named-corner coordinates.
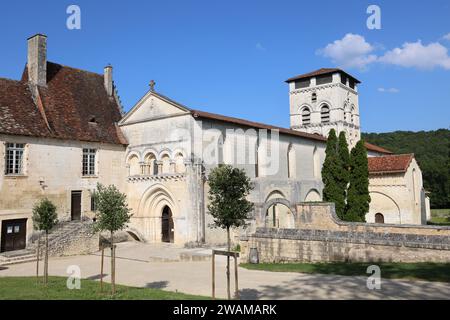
top-left (32, 198), bottom-right (58, 285)
top-left (93, 183), bottom-right (132, 295)
top-left (322, 129), bottom-right (346, 219)
top-left (337, 131), bottom-right (350, 210)
top-left (346, 140), bottom-right (371, 222)
top-left (207, 165), bottom-right (254, 299)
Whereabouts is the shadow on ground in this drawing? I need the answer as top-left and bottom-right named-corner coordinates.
top-left (145, 281), bottom-right (169, 289)
top-left (239, 274), bottom-right (450, 300)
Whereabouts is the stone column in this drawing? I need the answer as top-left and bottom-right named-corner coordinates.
top-left (155, 161), bottom-right (163, 175)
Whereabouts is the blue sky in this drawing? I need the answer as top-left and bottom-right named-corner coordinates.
top-left (1, 0), bottom-right (449, 133)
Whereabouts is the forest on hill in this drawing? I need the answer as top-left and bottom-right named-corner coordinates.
top-left (362, 129), bottom-right (450, 209)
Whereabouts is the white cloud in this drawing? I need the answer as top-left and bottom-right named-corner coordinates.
top-left (317, 33), bottom-right (377, 69)
top-left (379, 40), bottom-right (450, 70)
top-left (443, 33), bottom-right (450, 41)
top-left (378, 87), bottom-right (400, 93)
top-left (256, 42), bottom-right (266, 51)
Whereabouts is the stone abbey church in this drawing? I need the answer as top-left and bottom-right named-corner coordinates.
top-left (0, 34), bottom-right (430, 252)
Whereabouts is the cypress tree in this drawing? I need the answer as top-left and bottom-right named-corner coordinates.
top-left (322, 129), bottom-right (346, 219)
top-left (337, 131), bottom-right (350, 214)
top-left (346, 139), bottom-right (371, 222)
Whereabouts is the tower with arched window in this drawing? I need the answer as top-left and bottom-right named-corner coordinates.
top-left (287, 68), bottom-right (361, 147)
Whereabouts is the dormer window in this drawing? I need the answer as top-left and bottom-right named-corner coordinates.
top-left (89, 116), bottom-right (97, 124)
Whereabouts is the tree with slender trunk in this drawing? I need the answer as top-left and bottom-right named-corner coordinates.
top-left (346, 139), bottom-right (371, 222)
top-left (207, 165), bottom-right (254, 300)
top-left (32, 198), bottom-right (58, 286)
top-left (93, 183), bottom-right (131, 295)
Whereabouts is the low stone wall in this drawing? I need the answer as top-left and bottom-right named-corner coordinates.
top-left (47, 222), bottom-right (99, 257)
top-left (240, 203), bottom-right (450, 263)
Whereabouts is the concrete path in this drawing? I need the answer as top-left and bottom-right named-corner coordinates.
top-left (1, 242), bottom-right (449, 300)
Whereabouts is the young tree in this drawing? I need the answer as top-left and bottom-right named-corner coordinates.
top-left (93, 183), bottom-right (131, 295)
top-left (322, 129), bottom-right (346, 219)
top-left (346, 140), bottom-right (371, 222)
top-left (207, 165), bottom-right (254, 299)
top-left (32, 198), bottom-right (58, 285)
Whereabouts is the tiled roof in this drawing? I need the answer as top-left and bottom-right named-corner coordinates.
top-left (285, 68), bottom-right (361, 84)
top-left (364, 142), bottom-right (393, 154)
top-left (0, 62), bottom-right (127, 145)
top-left (368, 154), bottom-right (414, 174)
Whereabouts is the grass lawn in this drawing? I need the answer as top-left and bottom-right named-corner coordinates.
top-left (240, 262), bottom-right (450, 283)
top-left (0, 276), bottom-right (209, 300)
top-left (428, 209), bottom-right (450, 226)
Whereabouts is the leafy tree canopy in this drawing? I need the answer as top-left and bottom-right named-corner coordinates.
top-left (32, 198), bottom-right (58, 233)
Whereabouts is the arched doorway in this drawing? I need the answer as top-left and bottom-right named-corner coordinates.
top-left (375, 213), bottom-right (385, 224)
top-left (161, 206), bottom-right (174, 243)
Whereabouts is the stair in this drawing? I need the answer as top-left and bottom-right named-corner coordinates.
top-left (0, 220), bottom-right (94, 266)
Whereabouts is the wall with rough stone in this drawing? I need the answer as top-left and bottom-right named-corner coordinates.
top-left (240, 203), bottom-right (450, 263)
top-left (0, 134), bottom-right (126, 250)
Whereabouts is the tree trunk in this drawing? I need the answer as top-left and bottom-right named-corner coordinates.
top-left (110, 231), bottom-right (115, 295)
top-left (100, 246), bottom-right (104, 292)
top-left (44, 231), bottom-right (49, 286)
top-left (226, 226), bottom-right (231, 300)
top-left (36, 233), bottom-right (41, 282)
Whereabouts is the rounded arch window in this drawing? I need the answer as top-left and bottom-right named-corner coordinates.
top-left (301, 107), bottom-right (311, 125)
top-left (375, 213), bottom-right (385, 224)
top-left (321, 105), bottom-right (330, 123)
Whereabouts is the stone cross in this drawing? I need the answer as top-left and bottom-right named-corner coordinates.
top-left (149, 80), bottom-right (156, 92)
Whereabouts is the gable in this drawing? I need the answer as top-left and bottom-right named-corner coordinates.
top-left (120, 91), bottom-right (190, 125)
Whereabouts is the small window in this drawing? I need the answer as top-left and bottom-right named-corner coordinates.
top-left (82, 148), bottom-right (97, 176)
top-left (90, 195), bottom-right (97, 211)
top-left (316, 74), bottom-right (332, 85)
top-left (349, 79), bottom-right (355, 89)
top-left (301, 107), bottom-right (311, 125)
top-left (375, 213), bottom-right (384, 224)
top-left (321, 105), bottom-right (330, 123)
top-left (295, 79), bottom-right (310, 89)
top-left (311, 93), bottom-right (317, 103)
top-left (341, 74), bottom-right (348, 85)
top-left (89, 116), bottom-right (97, 124)
top-left (5, 143), bottom-right (25, 175)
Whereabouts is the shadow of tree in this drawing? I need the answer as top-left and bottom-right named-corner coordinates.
top-left (238, 274), bottom-right (450, 300)
top-left (145, 281), bottom-right (169, 289)
top-left (86, 274), bottom-right (108, 280)
top-left (0, 267), bottom-right (8, 271)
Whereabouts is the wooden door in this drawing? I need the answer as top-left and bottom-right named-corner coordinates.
top-left (161, 206), bottom-right (174, 243)
top-left (1, 219), bottom-right (27, 252)
top-left (71, 191), bottom-right (82, 221)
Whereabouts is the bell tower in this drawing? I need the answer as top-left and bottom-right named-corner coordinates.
top-left (286, 68), bottom-right (361, 147)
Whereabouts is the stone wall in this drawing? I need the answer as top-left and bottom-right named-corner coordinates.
top-left (240, 203), bottom-right (450, 263)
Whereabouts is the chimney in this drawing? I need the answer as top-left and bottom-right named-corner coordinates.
top-left (27, 34), bottom-right (47, 87)
top-left (104, 65), bottom-right (113, 96)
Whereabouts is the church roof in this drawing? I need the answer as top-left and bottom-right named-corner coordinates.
top-left (190, 108), bottom-right (391, 154)
top-left (285, 68), bottom-right (361, 84)
top-left (368, 154), bottom-right (414, 174)
top-left (0, 62), bottom-right (127, 145)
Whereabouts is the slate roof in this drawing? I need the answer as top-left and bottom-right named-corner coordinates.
top-left (285, 68), bottom-right (361, 84)
top-left (0, 62), bottom-right (127, 145)
top-left (368, 154), bottom-right (414, 174)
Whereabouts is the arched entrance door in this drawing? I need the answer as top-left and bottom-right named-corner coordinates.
top-left (161, 206), bottom-right (174, 243)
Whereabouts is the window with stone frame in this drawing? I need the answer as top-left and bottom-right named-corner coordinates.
top-left (301, 107), bottom-right (311, 125)
top-left (5, 143), bottom-right (25, 175)
top-left (82, 148), bottom-right (97, 176)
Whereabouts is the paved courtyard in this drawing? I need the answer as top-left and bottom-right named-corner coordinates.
top-left (1, 241), bottom-right (449, 299)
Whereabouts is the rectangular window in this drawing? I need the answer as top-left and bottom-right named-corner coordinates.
top-left (349, 79), bottom-right (355, 89)
top-left (90, 195), bottom-right (97, 211)
top-left (82, 148), bottom-right (97, 176)
top-left (5, 143), bottom-right (25, 175)
top-left (295, 79), bottom-right (310, 89)
top-left (316, 75), bottom-right (333, 85)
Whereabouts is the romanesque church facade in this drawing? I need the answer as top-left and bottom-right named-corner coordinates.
top-left (0, 35), bottom-right (430, 251)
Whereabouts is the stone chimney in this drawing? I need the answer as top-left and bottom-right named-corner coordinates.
top-left (27, 34), bottom-right (47, 87)
top-left (104, 65), bottom-right (113, 96)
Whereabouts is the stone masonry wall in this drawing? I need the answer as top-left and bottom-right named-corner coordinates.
top-left (240, 203), bottom-right (450, 263)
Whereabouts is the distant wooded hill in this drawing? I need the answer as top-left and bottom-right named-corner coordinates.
top-left (362, 129), bottom-right (450, 209)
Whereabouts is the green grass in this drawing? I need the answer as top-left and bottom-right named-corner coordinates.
top-left (428, 209), bottom-right (450, 226)
top-left (240, 262), bottom-right (450, 283)
top-left (0, 276), bottom-right (209, 300)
